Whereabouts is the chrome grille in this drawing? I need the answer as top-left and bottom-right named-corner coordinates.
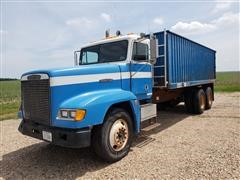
top-left (21, 74), bottom-right (50, 125)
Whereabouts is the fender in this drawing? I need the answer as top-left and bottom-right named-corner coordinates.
top-left (53, 89), bottom-right (140, 132)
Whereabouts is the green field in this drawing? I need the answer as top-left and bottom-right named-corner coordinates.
top-left (0, 80), bottom-right (21, 120)
top-left (0, 71), bottom-right (239, 120)
top-left (215, 72), bottom-right (240, 92)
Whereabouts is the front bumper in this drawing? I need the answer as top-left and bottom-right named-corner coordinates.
top-left (18, 120), bottom-right (91, 148)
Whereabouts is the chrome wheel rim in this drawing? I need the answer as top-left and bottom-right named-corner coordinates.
top-left (109, 119), bottom-right (129, 152)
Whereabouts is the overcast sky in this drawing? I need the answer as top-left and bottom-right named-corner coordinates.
top-left (1, 0), bottom-right (239, 78)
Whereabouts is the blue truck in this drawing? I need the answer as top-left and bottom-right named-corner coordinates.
top-left (18, 30), bottom-right (216, 162)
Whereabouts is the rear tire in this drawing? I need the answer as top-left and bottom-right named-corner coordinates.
top-left (92, 108), bottom-right (133, 162)
top-left (205, 87), bottom-right (213, 110)
top-left (193, 89), bottom-right (206, 114)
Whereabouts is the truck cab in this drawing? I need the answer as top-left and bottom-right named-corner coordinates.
top-left (74, 33), bottom-right (153, 100)
top-left (19, 32), bottom-right (157, 162)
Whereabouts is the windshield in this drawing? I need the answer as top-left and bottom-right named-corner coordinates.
top-left (79, 40), bottom-right (128, 65)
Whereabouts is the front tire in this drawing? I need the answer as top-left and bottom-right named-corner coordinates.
top-left (92, 108), bottom-right (133, 162)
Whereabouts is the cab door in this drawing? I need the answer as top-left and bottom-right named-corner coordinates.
top-left (130, 40), bottom-right (153, 100)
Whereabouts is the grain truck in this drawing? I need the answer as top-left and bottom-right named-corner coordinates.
top-left (18, 30), bottom-right (216, 162)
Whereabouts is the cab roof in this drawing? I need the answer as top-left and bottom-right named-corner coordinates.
top-left (80, 34), bottom-right (140, 49)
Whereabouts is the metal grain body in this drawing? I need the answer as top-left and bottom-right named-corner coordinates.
top-left (154, 30), bottom-right (216, 89)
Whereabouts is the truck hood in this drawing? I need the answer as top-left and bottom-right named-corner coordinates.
top-left (21, 63), bottom-right (121, 78)
top-left (21, 63), bottom-right (124, 128)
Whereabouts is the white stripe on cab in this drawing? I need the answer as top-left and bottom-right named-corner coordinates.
top-left (50, 72), bottom-right (152, 87)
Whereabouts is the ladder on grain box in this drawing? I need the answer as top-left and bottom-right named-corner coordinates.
top-left (153, 30), bottom-right (167, 88)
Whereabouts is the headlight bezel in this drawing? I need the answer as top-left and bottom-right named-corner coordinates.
top-left (57, 109), bottom-right (86, 121)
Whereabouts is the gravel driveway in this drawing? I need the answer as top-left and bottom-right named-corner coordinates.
top-left (1, 92), bottom-right (240, 179)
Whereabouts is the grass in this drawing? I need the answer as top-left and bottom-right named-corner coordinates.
top-left (0, 71), bottom-right (239, 120)
top-left (0, 80), bottom-right (21, 120)
top-left (215, 72), bottom-right (240, 92)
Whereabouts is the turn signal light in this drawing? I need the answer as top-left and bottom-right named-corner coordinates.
top-left (74, 110), bottom-right (86, 121)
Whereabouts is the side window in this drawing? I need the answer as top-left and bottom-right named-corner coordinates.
top-left (81, 51), bottom-right (98, 64)
top-left (81, 52), bottom-right (87, 64)
top-left (132, 42), bottom-right (149, 61)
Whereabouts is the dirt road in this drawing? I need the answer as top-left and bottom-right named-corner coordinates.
top-left (1, 93), bottom-right (240, 179)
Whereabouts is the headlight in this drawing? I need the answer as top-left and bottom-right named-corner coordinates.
top-left (69, 111), bottom-right (76, 118)
top-left (60, 110), bottom-right (68, 118)
top-left (58, 109), bottom-right (86, 121)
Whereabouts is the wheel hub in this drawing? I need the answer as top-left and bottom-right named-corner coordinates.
top-left (208, 91), bottom-right (213, 105)
top-left (109, 119), bottom-right (129, 151)
top-left (200, 94), bottom-right (205, 110)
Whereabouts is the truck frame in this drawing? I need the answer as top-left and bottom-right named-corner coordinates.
top-left (18, 30), bottom-right (216, 162)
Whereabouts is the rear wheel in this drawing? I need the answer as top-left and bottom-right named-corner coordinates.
top-left (92, 108), bottom-right (133, 162)
top-left (193, 89), bottom-right (206, 114)
top-left (205, 87), bottom-right (213, 110)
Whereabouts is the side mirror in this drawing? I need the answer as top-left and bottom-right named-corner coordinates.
top-left (150, 37), bottom-right (158, 64)
top-left (74, 51), bottom-right (80, 66)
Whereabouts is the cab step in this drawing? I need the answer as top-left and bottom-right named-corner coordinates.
top-left (140, 103), bottom-right (157, 129)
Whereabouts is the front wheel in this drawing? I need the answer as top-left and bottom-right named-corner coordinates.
top-left (92, 108), bottom-right (133, 162)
